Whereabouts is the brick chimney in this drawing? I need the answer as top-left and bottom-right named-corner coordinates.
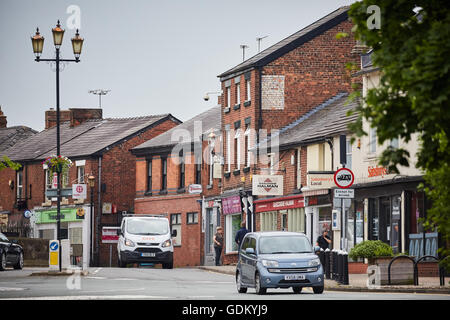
top-left (0, 106), bottom-right (7, 128)
top-left (45, 108), bottom-right (103, 129)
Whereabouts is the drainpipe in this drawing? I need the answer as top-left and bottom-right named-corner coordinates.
top-left (96, 156), bottom-right (102, 266)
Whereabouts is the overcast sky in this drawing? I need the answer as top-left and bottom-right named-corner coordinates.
top-left (0, 0), bottom-right (355, 132)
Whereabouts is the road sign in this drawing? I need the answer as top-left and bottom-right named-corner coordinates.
top-left (45, 188), bottom-right (73, 198)
top-left (49, 240), bottom-right (59, 270)
top-left (72, 184), bottom-right (87, 199)
top-left (102, 227), bottom-right (120, 244)
top-left (334, 168), bottom-right (354, 189)
top-left (334, 188), bottom-right (355, 198)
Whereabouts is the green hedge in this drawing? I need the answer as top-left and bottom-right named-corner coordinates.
top-left (349, 240), bottom-right (393, 261)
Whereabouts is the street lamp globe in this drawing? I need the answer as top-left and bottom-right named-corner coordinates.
top-left (52, 20), bottom-right (65, 48)
top-left (31, 28), bottom-right (44, 59)
top-left (71, 29), bottom-right (84, 60)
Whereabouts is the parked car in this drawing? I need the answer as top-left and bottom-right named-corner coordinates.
top-left (236, 231), bottom-right (324, 294)
top-left (117, 214), bottom-right (177, 269)
top-left (0, 232), bottom-right (24, 271)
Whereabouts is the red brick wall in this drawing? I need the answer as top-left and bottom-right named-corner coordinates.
top-left (135, 193), bottom-right (202, 267)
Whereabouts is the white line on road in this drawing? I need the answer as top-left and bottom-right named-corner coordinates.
top-left (2, 295), bottom-right (172, 300)
top-left (0, 287), bottom-right (27, 292)
top-left (93, 268), bottom-right (103, 274)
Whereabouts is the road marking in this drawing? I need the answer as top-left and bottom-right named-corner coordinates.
top-left (82, 288), bottom-right (146, 294)
top-left (93, 268), bottom-right (102, 274)
top-left (3, 295), bottom-right (171, 300)
top-left (86, 276), bottom-right (107, 280)
top-left (0, 287), bottom-right (27, 292)
top-left (110, 278), bottom-right (137, 281)
top-left (187, 296), bottom-right (216, 298)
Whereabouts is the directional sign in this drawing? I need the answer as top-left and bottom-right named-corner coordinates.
top-left (49, 240), bottom-right (59, 269)
top-left (50, 241), bottom-right (59, 252)
top-left (334, 168), bottom-right (355, 189)
top-left (45, 188), bottom-right (73, 198)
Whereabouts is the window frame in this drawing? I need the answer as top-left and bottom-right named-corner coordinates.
top-left (161, 156), bottom-right (167, 192)
top-left (179, 151), bottom-right (185, 189)
top-left (16, 169), bottom-right (23, 199)
top-left (186, 212), bottom-right (199, 225)
top-left (170, 213), bottom-right (182, 246)
top-left (246, 79), bottom-right (251, 102)
top-left (236, 83), bottom-right (240, 105)
top-left (147, 158), bottom-right (152, 193)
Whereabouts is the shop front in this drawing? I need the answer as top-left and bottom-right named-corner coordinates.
top-left (221, 195), bottom-right (242, 264)
top-left (202, 197), bottom-right (221, 266)
top-left (31, 206), bottom-right (91, 269)
top-left (254, 194), bottom-right (305, 233)
top-left (303, 189), bottom-right (333, 247)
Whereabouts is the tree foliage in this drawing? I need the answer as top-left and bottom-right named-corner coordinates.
top-left (347, 0), bottom-right (450, 269)
top-left (0, 155), bottom-right (21, 171)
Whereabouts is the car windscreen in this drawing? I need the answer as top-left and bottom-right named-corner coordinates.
top-left (126, 219), bottom-right (169, 235)
top-left (259, 236), bottom-right (312, 254)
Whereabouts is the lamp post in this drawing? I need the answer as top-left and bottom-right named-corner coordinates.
top-left (31, 21), bottom-right (84, 272)
top-left (88, 175), bottom-right (95, 267)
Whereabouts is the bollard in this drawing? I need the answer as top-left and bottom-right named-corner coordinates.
top-left (332, 249), bottom-right (338, 280)
top-left (342, 251), bottom-right (349, 285)
top-left (324, 248), bottom-right (331, 279)
top-left (337, 251), bottom-right (343, 284)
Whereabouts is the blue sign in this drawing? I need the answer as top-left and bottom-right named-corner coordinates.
top-left (24, 210), bottom-right (32, 219)
top-left (50, 241), bottom-right (59, 251)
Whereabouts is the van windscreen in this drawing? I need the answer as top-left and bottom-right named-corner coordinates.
top-left (127, 219), bottom-right (169, 235)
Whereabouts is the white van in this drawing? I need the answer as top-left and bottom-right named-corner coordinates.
top-left (117, 215), bottom-right (176, 269)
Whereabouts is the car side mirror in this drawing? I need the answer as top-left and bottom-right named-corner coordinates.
top-left (171, 229), bottom-right (177, 237)
top-left (245, 248), bottom-right (255, 255)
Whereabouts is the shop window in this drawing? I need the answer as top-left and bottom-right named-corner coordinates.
top-left (187, 212), bottom-right (198, 224)
top-left (260, 211), bottom-right (277, 231)
top-left (369, 198), bottom-right (379, 240)
top-left (318, 207), bottom-right (332, 234)
top-left (170, 213), bottom-right (182, 246)
top-left (225, 214), bottom-right (241, 253)
top-left (287, 208), bottom-right (305, 233)
top-left (69, 227), bottom-right (83, 244)
top-left (39, 229), bottom-right (54, 240)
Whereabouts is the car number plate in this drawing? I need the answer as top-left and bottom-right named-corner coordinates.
top-left (141, 253), bottom-right (156, 257)
top-left (284, 274), bottom-right (305, 281)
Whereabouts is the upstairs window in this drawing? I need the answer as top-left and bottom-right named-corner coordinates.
top-left (246, 79), bottom-right (251, 101)
top-left (370, 127), bottom-right (377, 153)
top-left (346, 140), bottom-right (352, 170)
top-left (236, 83), bottom-right (240, 105)
top-left (77, 165), bottom-right (85, 184)
top-left (161, 157), bottom-right (167, 191)
top-left (179, 151), bottom-right (185, 189)
top-left (147, 158), bottom-right (152, 193)
top-left (195, 153), bottom-right (201, 185)
top-left (226, 87), bottom-right (231, 108)
top-left (16, 169), bottom-right (23, 199)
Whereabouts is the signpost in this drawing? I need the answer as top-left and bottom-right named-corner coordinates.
top-left (49, 240), bottom-right (60, 271)
top-left (102, 227), bottom-right (120, 267)
top-left (334, 168), bottom-right (355, 251)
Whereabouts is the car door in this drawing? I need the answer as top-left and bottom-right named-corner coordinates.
top-left (239, 236), bottom-right (251, 283)
top-left (247, 237), bottom-right (258, 285)
top-left (0, 233), bottom-right (13, 264)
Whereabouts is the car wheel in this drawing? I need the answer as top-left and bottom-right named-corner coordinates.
top-left (313, 285), bottom-right (324, 294)
top-left (13, 252), bottom-right (24, 270)
top-left (162, 261), bottom-right (173, 269)
top-left (292, 287), bottom-right (302, 294)
top-left (0, 252), bottom-right (6, 271)
top-left (255, 273), bottom-right (266, 295)
top-left (236, 271), bottom-right (247, 293)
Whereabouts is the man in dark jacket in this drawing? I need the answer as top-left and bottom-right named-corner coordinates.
top-left (235, 222), bottom-right (249, 249)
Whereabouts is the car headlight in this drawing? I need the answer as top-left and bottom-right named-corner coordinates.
top-left (261, 260), bottom-right (279, 268)
top-left (308, 258), bottom-right (321, 267)
top-left (124, 239), bottom-right (135, 247)
top-left (161, 239), bottom-right (172, 248)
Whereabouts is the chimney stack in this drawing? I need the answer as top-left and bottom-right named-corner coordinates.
top-left (45, 108), bottom-right (103, 129)
top-left (0, 106), bottom-right (7, 128)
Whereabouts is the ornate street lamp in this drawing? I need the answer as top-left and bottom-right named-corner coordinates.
top-left (31, 21), bottom-right (84, 272)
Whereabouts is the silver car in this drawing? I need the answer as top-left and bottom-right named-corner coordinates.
top-left (236, 231), bottom-right (324, 294)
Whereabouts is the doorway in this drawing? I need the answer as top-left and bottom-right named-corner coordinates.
top-left (204, 207), bottom-right (218, 266)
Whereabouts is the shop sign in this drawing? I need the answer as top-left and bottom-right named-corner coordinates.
top-left (72, 184), bottom-right (87, 199)
top-left (103, 202), bottom-right (112, 214)
top-left (252, 175), bottom-right (283, 196)
top-left (0, 214), bottom-right (8, 226)
top-left (36, 208), bottom-right (83, 224)
top-left (254, 196), bottom-right (304, 213)
top-left (307, 173), bottom-right (335, 189)
top-left (305, 194), bottom-right (331, 207)
top-left (222, 195), bottom-right (242, 215)
top-left (188, 184), bottom-right (202, 194)
top-left (368, 165), bottom-right (388, 178)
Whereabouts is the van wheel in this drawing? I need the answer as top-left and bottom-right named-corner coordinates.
top-left (255, 273), bottom-right (266, 295)
top-left (118, 255), bottom-right (127, 268)
top-left (162, 261), bottom-right (173, 269)
top-left (313, 285), bottom-right (324, 294)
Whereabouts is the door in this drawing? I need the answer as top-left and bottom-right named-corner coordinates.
top-left (204, 208), bottom-right (217, 266)
top-left (239, 236), bottom-right (251, 283)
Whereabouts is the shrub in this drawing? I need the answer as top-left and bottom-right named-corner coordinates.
top-left (349, 240), bottom-right (393, 261)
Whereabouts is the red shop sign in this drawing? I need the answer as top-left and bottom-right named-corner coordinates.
top-left (254, 195), bottom-right (304, 213)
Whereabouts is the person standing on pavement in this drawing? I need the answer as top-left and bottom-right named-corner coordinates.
top-left (213, 226), bottom-right (224, 266)
top-left (235, 221), bottom-right (249, 250)
top-left (316, 230), bottom-right (332, 250)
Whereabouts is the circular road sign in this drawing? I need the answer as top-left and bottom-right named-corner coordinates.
top-left (334, 168), bottom-right (355, 189)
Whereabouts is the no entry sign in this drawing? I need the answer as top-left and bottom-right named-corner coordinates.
top-left (334, 168), bottom-right (354, 189)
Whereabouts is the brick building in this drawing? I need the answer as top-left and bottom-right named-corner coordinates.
top-left (216, 6), bottom-right (360, 264)
top-left (132, 106), bottom-right (221, 267)
top-left (0, 107), bottom-right (180, 267)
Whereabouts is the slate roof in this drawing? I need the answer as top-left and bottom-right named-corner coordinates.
top-left (218, 6), bottom-right (349, 79)
top-left (132, 106), bottom-right (221, 153)
top-left (1, 114), bottom-right (180, 162)
top-left (256, 92), bottom-right (359, 150)
top-left (0, 126), bottom-right (38, 152)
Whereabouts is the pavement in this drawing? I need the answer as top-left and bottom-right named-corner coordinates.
top-left (198, 265), bottom-right (450, 294)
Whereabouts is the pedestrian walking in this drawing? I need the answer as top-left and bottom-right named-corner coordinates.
top-left (213, 226), bottom-right (224, 266)
top-left (235, 221), bottom-right (249, 250)
top-left (316, 229), bottom-right (331, 250)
